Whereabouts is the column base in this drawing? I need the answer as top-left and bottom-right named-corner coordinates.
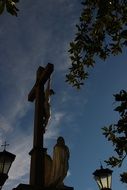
top-left (13, 184), bottom-right (74, 190)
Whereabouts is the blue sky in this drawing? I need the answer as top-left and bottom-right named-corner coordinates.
top-left (0, 1), bottom-right (127, 190)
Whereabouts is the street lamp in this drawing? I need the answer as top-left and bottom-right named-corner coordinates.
top-left (93, 166), bottom-right (113, 190)
top-left (0, 143), bottom-right (16, 189)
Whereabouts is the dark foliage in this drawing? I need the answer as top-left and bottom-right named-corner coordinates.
top-left (67, 0), bottom-right (127, 88)
top-left (102, 90), bottom-right (127, 183)
top-left (0, 0), bottom-right (19, 16)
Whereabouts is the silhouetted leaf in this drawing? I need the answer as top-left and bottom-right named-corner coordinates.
top-left (0, 0), bottom-right (5, 14)
top-left (120, 173), bottom-right (127, 183)
top-left (67, 0), bottom-right (127, 88)
top-left (103, 90), bottom-right (127, 183)
top-left (0, 0), bottom-right (19, 16)
top-left (120, 30), bottom-right (127, 39)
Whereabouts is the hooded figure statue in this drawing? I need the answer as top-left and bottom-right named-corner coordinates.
top-left (50, 137), bottom-right (70, 187)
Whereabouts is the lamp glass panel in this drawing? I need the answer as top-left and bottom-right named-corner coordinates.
top-left (94, 176), bottom-right (102, 189)
top-left (0, 155), bottom-right (4, 173)
top-left (107, 174), bottom-right (112, 188)
top-left (0, 154), bottom-right (13, 174)
top-left (95, 174), bottom-right (111, 189)
top-left (100, 175), bottom-right (108, 188)
top-left (3, 161), bottom-right (11, 174)
top-left (0, 162), bottom-right (4, 173)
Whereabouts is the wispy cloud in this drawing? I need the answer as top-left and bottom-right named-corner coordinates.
top-left (9, 134), bottom-right (32, 180)
top-left (0, 114), bottom-right (11, 132)
top-left (5, 110), bottom-right (65, 186)
top-left (67, 170), bottom-right (71, 178)
top-left (3, 133), bottom-right (32, 190)
top-left (45, 111), bottom-right (65, 139)
top-left (0, 1), bottom-right (83, 190)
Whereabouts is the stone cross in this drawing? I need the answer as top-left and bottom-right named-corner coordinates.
top-left (28, 63), bottom-right (54, 187)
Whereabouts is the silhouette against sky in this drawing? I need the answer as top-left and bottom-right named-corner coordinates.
top-left (0, 1), bottom-right (127, 190)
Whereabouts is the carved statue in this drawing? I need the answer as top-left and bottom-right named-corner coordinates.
top-left (43, 78), bottom-right (54, 128)
top-left (44, 149), bottom-right (52, 187)
top-left (50, 137), bottom-right (70, 187)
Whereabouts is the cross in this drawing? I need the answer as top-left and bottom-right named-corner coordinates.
top-left (28, 63), bottom-right (54, 146)
top-left (1, 141), bottom-right (9, 151)
top-left (28, 63), bottom-right (54, 187)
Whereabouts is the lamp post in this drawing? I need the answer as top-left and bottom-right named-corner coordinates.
top-left (93, 166), bottom-right (113, 190)
top-left (0, 142), bottom-right (16, 190)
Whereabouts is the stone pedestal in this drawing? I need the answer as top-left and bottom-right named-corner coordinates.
top-left (13, 184), bottom-right (74, 190)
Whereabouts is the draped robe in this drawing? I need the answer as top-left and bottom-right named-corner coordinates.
top-left (50, 138), bottom-right (70, 187)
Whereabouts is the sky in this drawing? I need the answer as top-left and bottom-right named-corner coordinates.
top-left (0, 1), bottom-right (127, 190)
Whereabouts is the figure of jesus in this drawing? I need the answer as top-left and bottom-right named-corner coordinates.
top-left (43, 78), bottom-right (54, 129)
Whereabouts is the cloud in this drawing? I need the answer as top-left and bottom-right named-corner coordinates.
top-left (60, 90), bottom-right (88, 114)
top-left (6, 95), bottom-right (30, 125)
top-left (0, 133), bottom-right (3, 146)
top-left (5, 110), bottom-right (65, 184)
top-left (8, 134), bottom-right (32, 181)
top-left (0, 114), bottom-right (11, 132)
top-left (3, 133), bottom-right (32, 190)
top-left (67, 170), bottom-right (71, 178)
top-left (0, 1), bottom-right (83, 190)
top-left (0, 86), bottom-right (31, 137)
top-left (45, 111), bottom-right (65, 139)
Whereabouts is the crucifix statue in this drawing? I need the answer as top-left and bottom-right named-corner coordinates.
top-left (28, 63), bottom-right (54, 188)
top-left (13, 63), bottom-right (73, 190)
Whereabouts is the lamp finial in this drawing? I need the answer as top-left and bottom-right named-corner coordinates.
top-left (1, 141), bottom-right (9, 151)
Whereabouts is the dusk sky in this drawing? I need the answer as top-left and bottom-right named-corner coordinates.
top-left (0, 1), bottom-right (127, 190)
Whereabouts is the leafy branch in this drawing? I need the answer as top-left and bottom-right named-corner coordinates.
top-left (102, 90), bottom-right (127, 183)
top-left (0, 0), bottom-right (19, 16)
top-left (67, 0), bottom-right (127, 88)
